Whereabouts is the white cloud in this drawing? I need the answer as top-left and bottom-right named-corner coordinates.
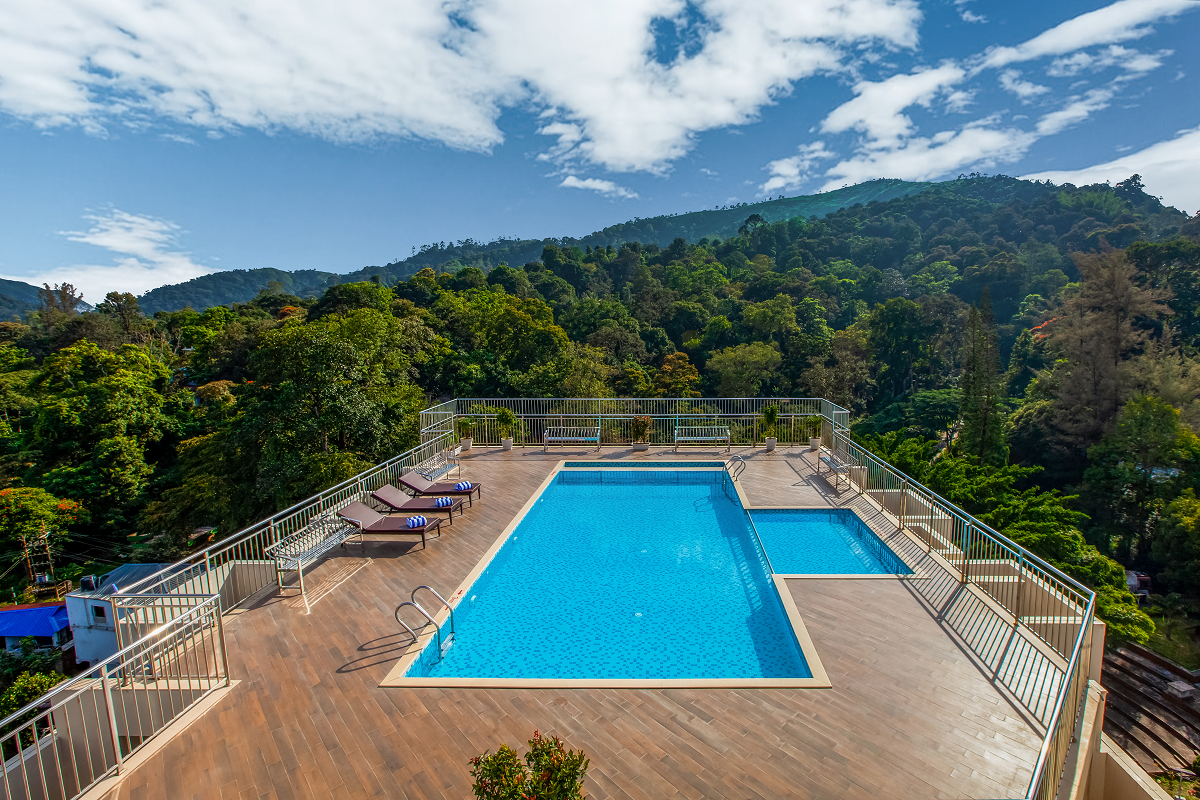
top-left (559, 176), bottom-right (639, 199)
top-left (0, 209), bottom-right (219, 302)
top-left (999, 69), bottom-right (1051, 100)
top-left (1047, 45), bottom-right (1171, 76)
top-left (756, 0), bottom-right (1188, 196)
top-left (979, 0), bottom-right (1197, 70)
top-left (0, 0), bottom-right (924, 175)
top-left (820, 64), bottom-right (966, 147)
top-left (819, 124), bottom-right (1036, 189)
top-left (1023, 126), bottom-right (1200, 214)
top-left (759, 142), bottom-right (835, 193)
top-left (960, 9), bottom-right (988, 23)
top-left (1036, 87), bottom-right (1118, 135)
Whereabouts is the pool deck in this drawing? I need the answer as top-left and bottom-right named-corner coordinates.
top-left (102, 446), bottom-right (1053, 800)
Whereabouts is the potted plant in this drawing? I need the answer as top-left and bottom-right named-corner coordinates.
top-left (630, 415), bottom-right (652, 451)
top-left (495, 407), bottom-right (519, 451)
top-left (457, 416), bottom-right (476, 450)
top-left (761, 405), bottom-right (779, 452)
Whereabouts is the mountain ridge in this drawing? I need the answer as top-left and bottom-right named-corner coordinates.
top-left (142, 176), bottom-right (1056, 313)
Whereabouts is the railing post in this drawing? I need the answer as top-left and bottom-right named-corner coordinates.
top-left (962, 521), bottom-right (971, 584)
top-left (899, 480), bottom-right (908, 532)
top-left (927, 498), bottom-right (934, 553)
top-left (1014, 552), bottom-right (1024, 628)
top-left (101, 666), bottom-right (124, 774)
top-left (215, 602), bottom-right (231, 687)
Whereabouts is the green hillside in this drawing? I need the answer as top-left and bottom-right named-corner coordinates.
top-left (0, 277), bottom-right (50, 322)
top-left (140, 176), bottom-right (1051, 313)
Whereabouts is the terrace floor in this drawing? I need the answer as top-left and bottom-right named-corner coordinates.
top-left (104, 446), bottom-right (1054, 800)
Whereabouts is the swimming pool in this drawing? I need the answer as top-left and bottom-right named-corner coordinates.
top-left (561, 461), bottom-right (725, 468)
top-left (749, 509), bottom-right (912, 575)
top-left (394, 469), bottom-right (820, 686)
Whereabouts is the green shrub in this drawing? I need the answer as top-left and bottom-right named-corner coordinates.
top-left (630, 415), bottom-right (652, 443)
top-left (495, 407), bottom-right (519, 439)
top-left (761, 404), bottom-right (779, 438)
top-left (470, 730), bottom-right (589, 800)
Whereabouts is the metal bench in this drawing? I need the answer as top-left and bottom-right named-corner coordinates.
top-left (817, 448), bottom-right (853, 491)
top-left (266, 513), bottom-right (363, 613)
top-left (543, 426), bottom-right (601, 452)
top-left (674, 426), bottom-right (731, 452)
top-left (415, 447), bottom-right (461, 480)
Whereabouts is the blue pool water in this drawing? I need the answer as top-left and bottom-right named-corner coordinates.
top-left (404, 470), bottom-right (811, 680)
top-left (749, 509), bottom-right (911, 575)
top-left (560, 461), bottom-right (724, 468)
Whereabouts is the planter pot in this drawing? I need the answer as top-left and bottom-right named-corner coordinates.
top-left (501, 437), bottom-right (513, 451)
top-left (460, 437), bottom-right (473, 451)
top-left (810, 437), bottom-right (822, 452)
top-left (764, 437), bottom-right (777, 452)
top-left (631, 442), bottom-right (650, 452)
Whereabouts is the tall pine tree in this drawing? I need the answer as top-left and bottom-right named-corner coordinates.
top-left (959, 288), bottom-right (1007, 464)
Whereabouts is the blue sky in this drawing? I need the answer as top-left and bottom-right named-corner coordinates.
top-left (0, 0), bottom-right (1197, 302)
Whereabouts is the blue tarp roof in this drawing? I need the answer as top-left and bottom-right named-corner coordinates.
top-left (0, 606), bottom-right (69, 638)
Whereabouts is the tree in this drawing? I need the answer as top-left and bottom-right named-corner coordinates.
top-left (0, 487), bottom-right (83, 565)
top-left (706, 342), bottom-right (782, 397)
top-left (1147, 593), bottom-right (1188, 641)
top-left (95, 292), bottom-right (148, 339)
top-left (867, 298), bottom-right (929, 401)
top-left (37, 283), bottom-right (84, 318)
top-left (1153, 490), bottom-right (1200, 594)
top-left (307, 281), bottom-right (393, 320)
top-left (1049, 250), bottom-right (1168, 450)
top-left (653, 353), bottom-right (700, 398)
top-left (1082, 395), bottom-right (1189, 562)
top-left (958, 291), bottom-right (1006, 464)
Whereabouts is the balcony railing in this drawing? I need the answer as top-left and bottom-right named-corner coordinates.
top-left (0, 595), bottom-right (227, 799)
top-left (95, 397), bottom-right (1092, 800)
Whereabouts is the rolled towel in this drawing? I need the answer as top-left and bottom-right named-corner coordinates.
top-left (455, 481), bottom-right (472, 491)
top-left (434, 496), bottom-right (452, 508)
top-left (406, 515), bottom-right (427, 528)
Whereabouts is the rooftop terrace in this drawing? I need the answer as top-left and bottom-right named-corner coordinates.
top-left (2, 399), bottom-right (1097, 800)
top-left (102, 448), bottom-right (1059, 799)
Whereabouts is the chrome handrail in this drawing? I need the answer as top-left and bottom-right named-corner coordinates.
top-left (395, 600), bottom-right (445, 656)
top-left (726, 455), bottom-right (747, 481)
top-left (411, 585), bottom-right (455, 637)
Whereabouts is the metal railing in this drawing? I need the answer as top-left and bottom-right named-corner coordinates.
top-left (114, 430), bottom-right (459, 602)
top-left (441, 397), bottom-right (826, 449)
top-left (822, 422), bottom-right (1094, 800)
top-left (0, 596), bottom-right (227, 800)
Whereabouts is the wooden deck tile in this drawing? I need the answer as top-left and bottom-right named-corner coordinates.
top-left (106, 447), bottom-right (1047, 799)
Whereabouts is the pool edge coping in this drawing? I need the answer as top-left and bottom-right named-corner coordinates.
top-left (380, 460), bottom-right (832, 689)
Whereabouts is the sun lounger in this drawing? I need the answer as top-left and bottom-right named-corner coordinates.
top-left (337, 501), bottom-right (442, 548)
top-left (398, 473), bottom-right (482, 506)
top-left (370, 484), bottom-right (465, 524)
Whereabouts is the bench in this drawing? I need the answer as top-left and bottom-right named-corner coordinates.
top-left (674, 426), bottom-right (731, 452)
top-left (817, 448), bottom-right (853, 491)
top-left (543, 426), bottom-right (601, 452)
top-left (415, 447), bottom-right (461, 481)
top-left (266, 513), bottom-right (363, 613)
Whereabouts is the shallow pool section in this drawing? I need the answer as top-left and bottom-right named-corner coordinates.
top-left (403, 470), bottom-right (812, 681)
top-left (749, 509), bottom-right (911, 575)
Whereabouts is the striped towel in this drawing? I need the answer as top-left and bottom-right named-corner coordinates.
top-left (455, 481), bottom-right (472, 491)
top-left (434, 497), bottom-right (452, 508)
top-left (406, 516), bottom-right (427, 528)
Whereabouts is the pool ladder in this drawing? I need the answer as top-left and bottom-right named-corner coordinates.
top-left (395, 585), bottom-right (456, 658)
top-left (726, 455), bottom-right (746, 482)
